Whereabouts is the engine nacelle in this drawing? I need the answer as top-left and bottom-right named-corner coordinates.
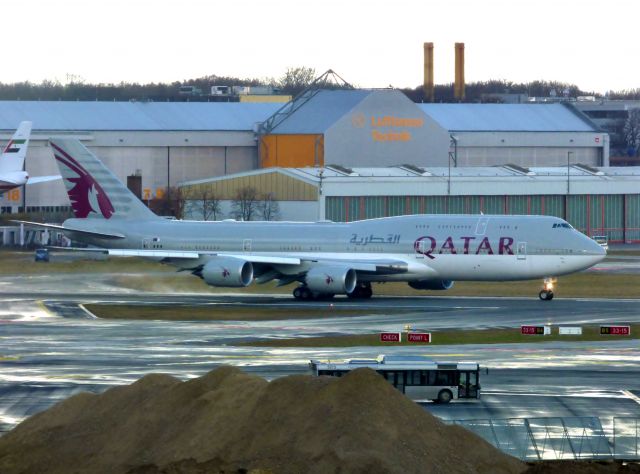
top-left (305, 266), bottom-right (357, 295)
top-left (408, 279), bottom-right (454, 291)
top-left (201, 256), bottom-right (253, 287)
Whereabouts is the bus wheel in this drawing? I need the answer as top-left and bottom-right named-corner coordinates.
top-left (437, 390), bottom-right (452, 404)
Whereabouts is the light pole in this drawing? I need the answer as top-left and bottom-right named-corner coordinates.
top-left (566, 151), bottom-right (574, 219)
top-left (567, 151), bottom-right (573, 195)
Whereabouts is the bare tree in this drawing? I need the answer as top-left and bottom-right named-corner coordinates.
top-left (231, 186), bottom-right (259, 221)
top-left (149, 186), bottom-right (184, 218)
top-left (624, 108), bottom-right (640, 156)
top-left (259, 192), bottom-right (280, 221)
top-left (187, 189), bottom-right (222, 220)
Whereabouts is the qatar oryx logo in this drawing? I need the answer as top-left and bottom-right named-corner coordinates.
top-left (325, 275), bottom-right (334, 285)
top-left (51, 142), bottom-right (114, 219)
top-left (414, 236), bottom-right (515, 259)
top-left (222, 268), bottom-right (231, 278)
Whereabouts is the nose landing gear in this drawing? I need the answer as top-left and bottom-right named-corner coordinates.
top-left (539, 278), bottom-right (556, 301)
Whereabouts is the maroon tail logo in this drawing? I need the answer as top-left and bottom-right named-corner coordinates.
top-left (51, 143), bottom-right (114, 219)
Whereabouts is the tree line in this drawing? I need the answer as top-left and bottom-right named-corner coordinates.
top-left (149, 186), bottom-right (280, 221)
top-left (3, 67), bottom-right (638, 102)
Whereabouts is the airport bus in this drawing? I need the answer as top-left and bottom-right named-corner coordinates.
top-left (309, 355), bottom-right (480, 404)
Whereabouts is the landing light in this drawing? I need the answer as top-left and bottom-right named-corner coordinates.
top-left (544, 281), bottom-right (554, 291)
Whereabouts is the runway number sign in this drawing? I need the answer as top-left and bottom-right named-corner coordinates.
top-left (600, 325), bottom-right (630, 336)
top-left (380, 332), bottom-right (401, 343)
top-left (521, 325), bottom-right (549, 335)
top-left (407, 332), bottom-right (431, 343)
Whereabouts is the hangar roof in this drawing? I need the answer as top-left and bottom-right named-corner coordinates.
top-left (0, 101), bottom-right (281, 131)
top-left (267, 89), bottom-right (371, 134)
top-left (180, 164), bottom-right (640, 198)
top-left (419, 103), bottom-right (598, 132)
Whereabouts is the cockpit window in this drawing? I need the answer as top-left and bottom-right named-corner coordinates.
top-left (552, 223), bottom-right (572, 229)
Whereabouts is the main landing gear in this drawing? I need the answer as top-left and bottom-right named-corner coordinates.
top-left (292, 286), bottom-right (334, 301)
top-left (347, 283), bottom-right (373, 299)
top-left (538, 278), bottom-right (556, 301)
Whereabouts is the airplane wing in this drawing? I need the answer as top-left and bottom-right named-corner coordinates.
top-left (34, 244), bottom-right (410, 275)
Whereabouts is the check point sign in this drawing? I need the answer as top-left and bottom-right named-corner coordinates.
top-left (380, 332), bottom-right (401, 342)
top-left (379, 332), bottom-right (432, 343)
top-left (408, 332), bottom-right (431, 343)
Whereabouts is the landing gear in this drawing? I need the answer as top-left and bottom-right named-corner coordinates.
top-left (293, 286), bottom-right (312, 300)
top-left (538, 289), bottom-right (554, 301)
top-left (292, 286), bottom-right (334, 301)
top-left (538, 278), bottom-right (555, 301)
top-left (347, 283), bottom-right (373, 299)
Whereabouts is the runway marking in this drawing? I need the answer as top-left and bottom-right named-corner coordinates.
top-left (78, 304), bottom-right (98, 319)
top-left (482, 390), bottom-right (626, 399)
top-left (622, 390), bottom-right (640, 406)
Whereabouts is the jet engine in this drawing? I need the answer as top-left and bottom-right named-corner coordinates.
top-left (305, 266), bottom-right (357, 295)
top-left (200, 256), bottom-right (254, 287)
top-left (408, 279), bottom-right (454, 291)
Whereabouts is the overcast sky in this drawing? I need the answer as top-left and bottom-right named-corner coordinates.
top-left (7, 0), bottom-right (638, 93)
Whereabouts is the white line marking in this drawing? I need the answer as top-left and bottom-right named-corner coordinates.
top-left (622, 390), bottom-right (640, 405)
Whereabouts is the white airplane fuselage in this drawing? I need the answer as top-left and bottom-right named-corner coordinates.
top-left (63, 213), bottom-right (606, 283)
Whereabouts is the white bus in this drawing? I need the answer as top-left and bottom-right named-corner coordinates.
top-left (309, 355), bottom-right (481, 404)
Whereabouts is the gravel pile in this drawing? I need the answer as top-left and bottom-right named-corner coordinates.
top-left (0, 366), bottom-right (525, 474)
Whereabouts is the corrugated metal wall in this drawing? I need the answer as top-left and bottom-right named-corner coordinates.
top-left (182, 173), bottom-right (317, 201)
top-left (260, 134), bottom-right (324, 168)
top-left (325, 194), bottom-right (640, 243)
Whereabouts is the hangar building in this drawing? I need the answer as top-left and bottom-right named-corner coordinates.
top-left (0, 95), bottom-right (609, 214)
top-left (181, 165), bottom-right (640, 244)
top-left (0, 101), bottom-right (279, 213)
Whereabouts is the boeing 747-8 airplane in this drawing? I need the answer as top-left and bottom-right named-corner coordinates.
top-left (20, 139), bottom-right (606, 301)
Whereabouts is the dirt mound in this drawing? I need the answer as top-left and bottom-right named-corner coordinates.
top-left (0, 367), bottom-right (525, 474)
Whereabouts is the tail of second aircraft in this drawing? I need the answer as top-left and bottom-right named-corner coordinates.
top-left (49, 138), bottom-right (159, 221)
top-left (0, 121), bottom-right (32, 175)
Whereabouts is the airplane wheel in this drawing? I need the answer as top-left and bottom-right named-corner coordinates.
top-left (293, 287), bottom-right (302, 299)
top-left (538, 290), bottom-right (554, 301)
top-left (300, 287), bottom-right (312, 300)
top-left (348, 284), bottom-right (372, 299)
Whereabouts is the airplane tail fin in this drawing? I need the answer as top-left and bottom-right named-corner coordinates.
top-left (0, 121), bottom-right (32, 174)
top-left (49, 139), bottom-right (159, 220)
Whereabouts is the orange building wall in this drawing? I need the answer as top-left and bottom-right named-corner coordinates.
top-left (260, 134), bottom-right (324, 168)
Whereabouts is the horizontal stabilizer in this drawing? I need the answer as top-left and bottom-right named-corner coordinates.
top-left (26, 175), bottom-right (61, 185)
top-left (12, 220), bottom-right (125, 239)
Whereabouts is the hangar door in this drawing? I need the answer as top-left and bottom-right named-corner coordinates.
top-left (260, 134), bottom-right (324, 168)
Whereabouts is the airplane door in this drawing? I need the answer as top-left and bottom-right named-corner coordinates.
top-left (142, 238), bottom-right (152, 249)
top-left (517, 241), bottom-right (527, 260)
top-left (475, 216), bottom-right (490, 235)
top-left (243, 239), bottom-right (252, 253)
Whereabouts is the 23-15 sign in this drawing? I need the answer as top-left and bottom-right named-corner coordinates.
top-left (600, 325), bottom-right (630, 336)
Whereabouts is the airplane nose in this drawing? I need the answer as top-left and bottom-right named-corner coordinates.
top-left (587, 236), bottom-right (607, 259)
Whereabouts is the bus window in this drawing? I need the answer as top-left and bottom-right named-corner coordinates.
top-left (435, 370), bottom-right (454, 386)
top-left (408, 370), bottom-right (422, 385)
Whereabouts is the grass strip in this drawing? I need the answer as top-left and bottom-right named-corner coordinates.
top-left (238, 325), bottom-right (639, 347)
top-left (83, 304), bottom-right (388, 321)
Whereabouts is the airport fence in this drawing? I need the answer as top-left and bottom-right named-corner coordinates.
top-left (447, 416), bottom-right (640, 461)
